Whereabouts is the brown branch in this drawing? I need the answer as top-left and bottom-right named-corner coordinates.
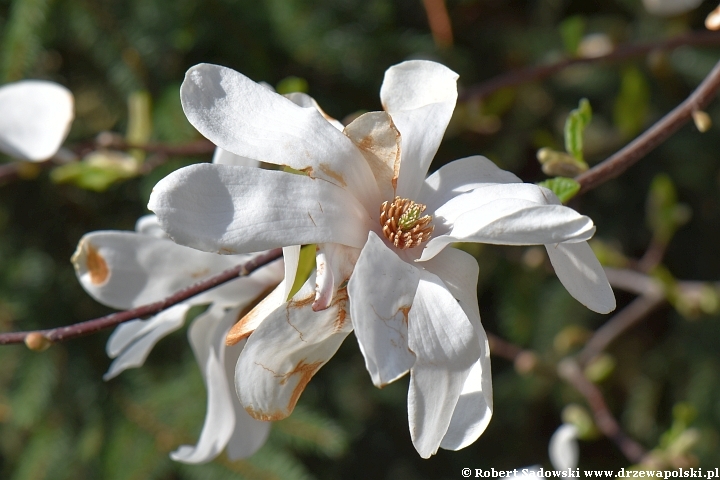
top-left (422, 0), bottom-right (453, 48)
top-left (460, 30), bottom-right (720, 101)
top-left (558, 358), bottom-right (648, 464)
top-left (0, 248), bottom-right (282, 346)
top-left (575, 57), bottom-right (720, 194)
top-left (94, 137), bottom-right (216, 156)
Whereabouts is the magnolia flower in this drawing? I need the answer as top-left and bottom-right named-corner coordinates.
top-left (0, 80), bottom-right (74, 161)
top-left (148, 60), bottom-right (615, 457)
top-left (511, 424), bottom-right (580, 478)
top-left (72, 192), bottom-right (293, 463)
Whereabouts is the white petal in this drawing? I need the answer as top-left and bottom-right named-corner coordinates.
top-left (211, 147), bottom-right (260, 167)
top-left (422, 248), bottom-right (492, 451)
top-left (0, 80), bottom-right (74, 161)
top-left (235, 276), bottom-right (352, 421)
top-left (407, 270), bottom-right (481, 458)
top-left (418, 155), bottom-right (521, 212)
top-left (149, 163), bottom-right (371, 255)
top-left (226, 245), bottom-right (301, 345)
top-left (343, 111), bottom-right (401, 201)
top-left (380, 61), bottom-right (458, 199)
top-left (349, 232), bottom-right (419, 387)
top-left (420, 199), bottom-right (596, 261)
top-left (134, 215), bottom-right (168, 238)
top-left (171, 305), bottom-right (236, 463)
top-left (104, 304), bottom-right (190, 380)
top-left (545, 242), bottom-right (616, 314)
top-left (180, 64), bottom-right (379, 208)
top-left (171, 304), bottom-right (271, 463)
top-left (284, 92), bottom-right (345, 131)
top-left (313, 243), bottom-right (360, 311)
top-left (72, 230), bottom-right (280, 310)
top-left (548, 424), bottom-right (580, 471)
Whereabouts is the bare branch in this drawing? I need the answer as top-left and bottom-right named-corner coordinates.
top-left (460, 30), bottom-right (720, 101)
top-left (575, 57), bottom-right (720, 194)
top-left (558, 358), bottom-right (648, 464)
top-left (0, 248), bottom-right (283, 347)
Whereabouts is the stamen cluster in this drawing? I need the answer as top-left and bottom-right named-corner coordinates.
top-left (380, 196), bottom-right (434, 249)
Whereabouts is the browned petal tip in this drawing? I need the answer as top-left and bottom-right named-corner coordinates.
top-left (244, 406), bottom-right (288, 422)
top-left (25, 332), bottom-right (52, 351)
top-left (225, 319), bottom-right (252, 346)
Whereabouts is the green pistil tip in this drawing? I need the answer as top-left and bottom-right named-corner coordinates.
top-left (398, 205), bottom-right (421, 230)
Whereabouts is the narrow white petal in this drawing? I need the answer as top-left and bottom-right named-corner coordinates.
top-left (380, 61), bottom-right (458, 199)
top-left (171, 305), bottom-right (237, 464)
top-left (422, 248), bottom-right (492, 450)
top-left (545, 242), bottom-right (616, 314)
top-left (349, 232), bottom-right (419, 387)
top-left (313, 243), bottom-right (360, 311)
top-left (180, 64), bottom-right (379, 207)
top-left (104, 304), bottom-right (190, 380)
top-left (226, 245), bottom-right (302, 345)
top-left (284, 92), bottom-right (344, 131)
top-left (149, 163), bottom-right (371, 255)
top-left (420, 199), bottom-right (596, 261)
top-left (235, 277), bottom-right (352, 421)
top-left (72, 230), bottom-right (280, 310)
top-left (418, 155), bottom-right (521, 212)
top-left (0, 80), bottom-right (74, 161)
top-left (548, 424), bottom-right (580, 471)
top-left (134, 215), bottom-right (168, 238)
top-left (212, 147), bottom-right (260, 167)
top-left (407, 270), bottom-right (481, 458)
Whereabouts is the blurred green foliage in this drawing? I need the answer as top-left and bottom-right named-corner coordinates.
top-left (2, 0), bottom-right (720, 478)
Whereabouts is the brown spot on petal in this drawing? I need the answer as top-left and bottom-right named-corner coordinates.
top-left (218, 247), bottom-right (236, 255)
top-left (226, 285), bottom-right (279, 346)
top-left (86, 244), bottom-right (109, 285)
top-left (319, 163), bottom-right (347, 187)
top-left (245, 406), bottom-right (288, 422)
top-left (281, 359), bottom-right (324, 414)
top-left (190, 268), bottom-right (210, 279)
top-left (400, 305), bottom-right (411, 326)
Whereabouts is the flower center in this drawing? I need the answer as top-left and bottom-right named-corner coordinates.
top-left (380, 197), bottom-right (434, 249)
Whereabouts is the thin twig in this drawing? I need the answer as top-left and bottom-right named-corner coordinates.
top-left (96, 137), bottom-right (216, 156)
top-left (460, 30), bottom-right (720, 101)
top-left (558, 358), bottom-right (648, 464)
top-left (0, 248), bottom-right (282, 346)
top-left (575, 57), bottom-right (720, 194)
top-left (422, 0), bottom-right (453, 48)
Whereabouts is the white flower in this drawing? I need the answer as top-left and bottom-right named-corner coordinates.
top-left (72, 181), bottom-right (292, 463)
top-left (148, 60), bottom-right (615, 458)
top-left (511, 424), bottom-right (580, 478)
top-left (0, 80), bottom-right (74, 161)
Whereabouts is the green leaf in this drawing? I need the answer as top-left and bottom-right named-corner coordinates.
top-left (537, 177), bottom-right (581, 203)
top-left (614, 66), bottom-right (650, 138)
top-left (646, 173), bottom-right (691, 245)
top-left (276, 76), bottom-right (309, 94)
top-left (564, 98), bottom-right (592, 164)
top-left (559, 15), bottom-right (586, 56)
top-left (288, 245), bottom-right (316, 300)
top-left (50, 154), bottom-right (137, 192)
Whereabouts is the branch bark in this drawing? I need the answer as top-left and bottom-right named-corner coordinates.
top-left (0, 248), bottom-right (282, 346)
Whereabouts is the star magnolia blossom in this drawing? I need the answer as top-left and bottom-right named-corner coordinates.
top-left (72, 151), bottom-right (294, 464)
top-left (0, 80), bottom-right (74, 161)
top-left (148, 60), bottom-right (615, 458)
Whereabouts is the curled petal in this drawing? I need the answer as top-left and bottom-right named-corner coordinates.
top-left (380, 60), bottom-right (458, 199)
top-left (149, 164), bottom-right (371, 255)
top-left (180, 64), bottom-right (379, 208)
top-left (236, 277), bottom-right (353, 421)
top-left (313, 243), bottom-right (360, 311)
top-left (418, 155), bottom-right (522, 212)
top-left (549, 424), bottom-right (580, 471)
top-left (284, 92), bottom-right (344, 131)
top-left (227, 245), bottom-right (301, 344)
top-left (407, 270), bottom-right (481, 458)
top-left (545, 242), bottom-right (616, 314)
top-left (0, 80), bottom-right (74, 161)
top-left (104, 304), bottom-right (190, 380)
top-left (349, 232), bottom-right (419, 387)
top-left (419, 199), bottom-right (596, 261)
